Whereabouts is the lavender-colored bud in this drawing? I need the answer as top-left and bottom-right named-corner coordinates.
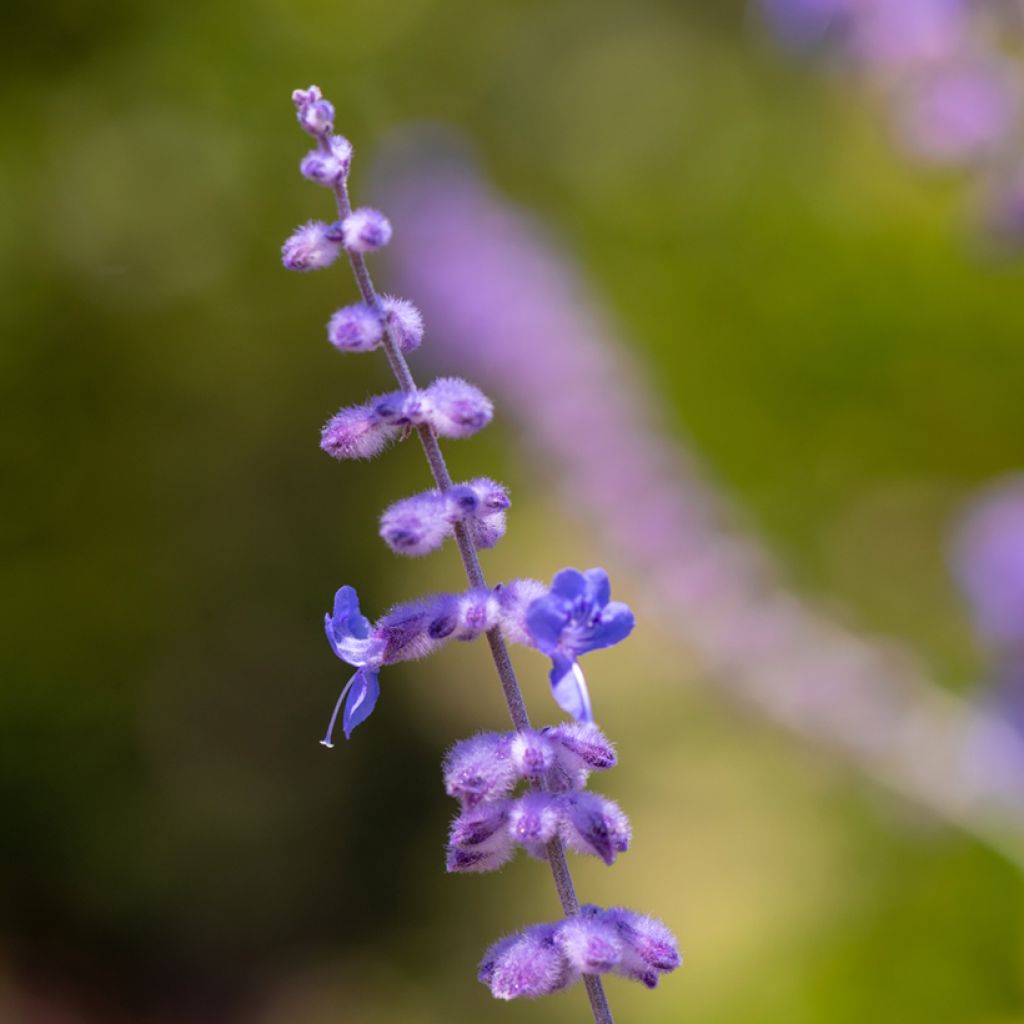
top-left (454, 588), bottom-right (501, 639)
top-left (421, 377), bottom-right (494, 438)
top-left (376, 592), bottom-right (460, 663)
top-left (327, 302), bottom-right (384, 353)
top-left (559, 791), bottom-right (631, 865)
top-left (370, 390), bottom-right (412, 425)
top-left (507, 793), bottom-right (561, 855)
top-left (281, 220), bottom-right (342, 271)
top-left (300, 136), bottom-right (352, 186)
top-left (446, 484), bottom-right (480, 517)
top-left (292, 85), bottom-right (334, 136)
top-left (604, 907), bottom-right (682, 980)
top-left (447, 842), bottom-right (515, 874)
top-left (495, 578), bottom-right (548, 647)
top-left (341, 207), bottom-right (393, 252)
top-left (478, 925), bottom-right (572, 1001)
top-left (381, 295), bottom-right (424, 352)
top-left (468, 514), bottom-right (507, 549)
top-left (470, 476), bottom-right (512, 512)
top-left (379, 490), bottom-right (450, 556)
top-left (509, 730), bottom-right (556, 782)
top-left (555, 916), bottom-right (624, 975)
top-left (444, 732), bottom-right (518, 807)
top-left (550, 721), bottom-right (617, 771)
top-left (320, 403), bottom-right (399, 460)
top-left (447, 801), bottom-right (515, 873)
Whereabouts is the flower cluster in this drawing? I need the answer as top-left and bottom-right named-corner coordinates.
top-left (758, 0), bottom-right (1024, 245)
top-left (283, 84), bottom-right (676, 1017)
top-left (380, 478), bottom-right (510, 555)
top-left (444, 724), bottom-right (629, 871)
top-left (479, 906), bottom-right (680, 1000)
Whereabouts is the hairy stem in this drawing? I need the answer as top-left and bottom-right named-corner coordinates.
top-left (325, 163), bottom-right (614, 1024)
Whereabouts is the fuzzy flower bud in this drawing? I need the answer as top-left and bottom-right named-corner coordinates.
top-left (375, 592), bottom-right (461, 663)
top-left (558, 791), bottom-right (631, 865)
top-left (327, 302), bottom-right (384, 353)
top-left (292, 85), bottom-right (334, 136)
top-left (341, 207), bottom-right (392, 252)
top-left (555, 915), bottom-right (624, 975)
top-left (455, 588), bottom-right (502, 639)
top-left (478, 925), bottom-right (572, 1001)
top-left (604, 906), bottom-right (682, 985)
top-left (421, 377), bottom-right (494, 438)
top-left (300, 135), bottom-right (353, 186)
top-left (320, 402), bottom-right (399, 460)
top-left (281, 220), bottom-right (342, 271)
top-left (509, 731), bottom-right (556, 782)
top-left (506, 793), bottom-right (561, 856)
top-left (447, 801), bottom-right (515, 873)
top-left (381, 295), bottom-right (425, 352)
top-left (379, 490), bottom-right (450, 556)
top-left (444, 732), bottom-right (518, 807)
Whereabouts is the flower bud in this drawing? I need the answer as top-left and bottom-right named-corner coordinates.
top-left (509, 731), bottom-right (556, 782)
top-left (444, 732), bottom-right (518, 807)
top-left (341, 207), bottom-right (392, 252)
top-left (381, 295), bottom-right (424, 352)
top-left (507, 793), bottom-right (561, 855)
top-left (494, 579), bottom-right (547, 647)
top-left (292, 85), bottom-right (334, 136)
top-left (447, 801), bottom-right (515, 873)
top-left (605, 907), bottom-right (682, 982)
top-left (454, 588), bottom-right (501, 639)
top-left (320, 403), bottom-right (398, 460)
top-left (478, 925), bottom-right (572, 1001)
top-left (327, 302), bottom-right (384, 353)
top-left (422, 377), bottom-right (493, 438)
top-left (559, 791), bottom-right (631, 865)
top-left (555, 916), bottom-right (624, 975)
top-left (379, 490), bottom-right (450, 556)
top-left (281, 220), bottom-right (342, 271)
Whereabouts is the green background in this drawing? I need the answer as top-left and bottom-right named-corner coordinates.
top-left (2, 1), bottom-right (1023, 1021)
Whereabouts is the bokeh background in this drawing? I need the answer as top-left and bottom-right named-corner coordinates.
top-left (3, 0), bottom-right (1024, 1021)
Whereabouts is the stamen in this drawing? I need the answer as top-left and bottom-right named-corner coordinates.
top-left (319, 674), bottom-right (356, 748)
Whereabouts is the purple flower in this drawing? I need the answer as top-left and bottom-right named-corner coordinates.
top-left (379, 490), bottom-right (451, 556)
top-left (526, 568), bottom-right (635, 722)
top-left (321, 586), bottom-right (386, 744)
top-left (951, 476), bottom-right (1024, 652)
top-left (341, 207), bottom-right (392, 252)
top-left (281, 220), bottom-right (342, 271)
top-left (893, 60), bottom-right (1017, 166)
top-left (292, 85), bottom-right (334, 137)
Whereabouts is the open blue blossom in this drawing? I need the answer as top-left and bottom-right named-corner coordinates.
top-left (322, 586), bottom-right (386, 744)
top-left (526, 568), bottom-right (634, 722)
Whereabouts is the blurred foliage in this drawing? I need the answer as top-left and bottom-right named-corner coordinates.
top-left (1, 0), bottom-right (1023, 1021)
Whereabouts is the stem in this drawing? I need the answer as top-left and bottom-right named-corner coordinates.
top-left (325, 164), bottom-right (615, 1024)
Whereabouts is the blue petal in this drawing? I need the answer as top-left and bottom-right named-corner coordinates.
top-left (549, 657), bottom-right (593, 722)
top-left (343, 668), bottom-right (380, 739)
top-left (583, 568), bottom-right (611, 608)
top-left (526, 594), bottom-right (570, 654)
top-left (550, 568), bottom-right (587, 601)
top-left (332, 585), bottom-right (371, 640)
top-left (577, 602), bottom-right (635, 655)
